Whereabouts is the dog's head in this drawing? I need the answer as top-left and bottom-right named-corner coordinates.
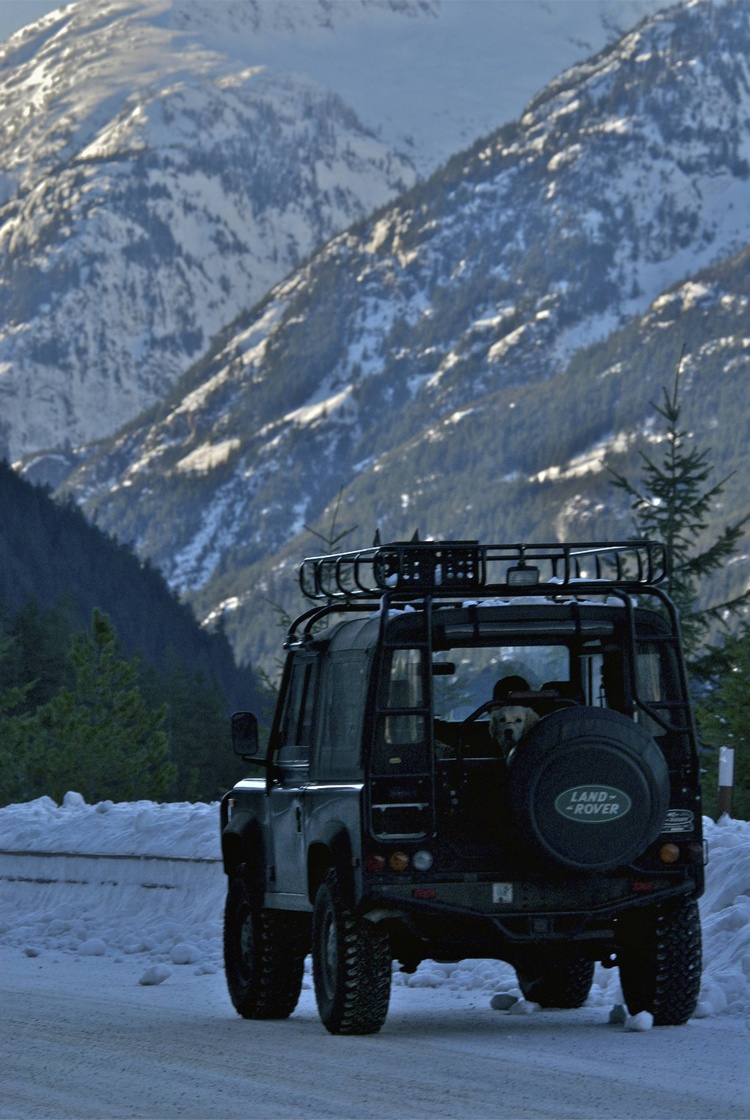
top-left (489, 704), bottom-right (539, 757)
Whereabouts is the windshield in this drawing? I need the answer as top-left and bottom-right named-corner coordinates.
top-left (432, 645), bottom-right (570, 721)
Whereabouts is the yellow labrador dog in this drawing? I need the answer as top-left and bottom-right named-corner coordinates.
top-left (489, 704), bottom-right (539, 759)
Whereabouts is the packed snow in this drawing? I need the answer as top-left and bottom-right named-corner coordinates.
top-left (0, 792), bottom-right (748, 1026)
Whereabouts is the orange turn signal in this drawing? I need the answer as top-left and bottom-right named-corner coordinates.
top-left (389, 851), bottom-right (410, 872)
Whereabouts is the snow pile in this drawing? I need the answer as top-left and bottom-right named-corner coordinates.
top-left (0, 790), bottom-right (221, 859)
top-left (0, 792), bottom-right (224, 986)
top-left (0, 793), bottom-right (747, 1023)
top-left (692, 814), bottom-right (750, 1018)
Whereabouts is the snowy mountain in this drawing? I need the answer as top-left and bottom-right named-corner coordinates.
top-left (0, 0), bottom-right (421, 463)
top-left (1, 0), bottom-right (670, 466)
top-left (48, 0), bottom-right (750, 672)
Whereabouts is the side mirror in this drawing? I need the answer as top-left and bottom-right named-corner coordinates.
top-left (231, 711), bottom-right (260, 758)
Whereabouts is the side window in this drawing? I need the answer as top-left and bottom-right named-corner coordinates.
top-left (581, 651), bottom-right (607, 708)
top-left (634, 639), bottom-right (685, 733)
top-left (371, 648), bottom-right (429, 775)
top-left (636, 648), bottom-right (662, 701)
top-left (277, 657), bottom-right (317, 768)
top-left (384, 648), bottom-right (424, 745)
top-left (600, 647), bottom-right (627, 712)
top-left (316, 651), bottom-right (369, 781)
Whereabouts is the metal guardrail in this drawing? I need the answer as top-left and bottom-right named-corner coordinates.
top-left (0, 849), bottom-right (220, 863)
top-left (0, 850), bottom-right (221, 889)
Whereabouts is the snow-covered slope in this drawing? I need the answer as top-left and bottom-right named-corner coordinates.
top-left (1, 0), bottom-right (671, 465)
top-left (0, 0), bottom-right (422, 462)
top-left (51, 0), bottom-right (750, 671)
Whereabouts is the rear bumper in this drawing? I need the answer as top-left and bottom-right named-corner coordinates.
top-left (360, 872), bottom-right (699, 952)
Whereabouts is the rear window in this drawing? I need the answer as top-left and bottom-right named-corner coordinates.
top-left (371, 648), bottom-right (429, 775)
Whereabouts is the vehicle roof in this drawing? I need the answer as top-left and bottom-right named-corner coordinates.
top-left (304, 596), bottom-right (668, 655)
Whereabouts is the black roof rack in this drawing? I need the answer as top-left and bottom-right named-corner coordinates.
top-left (299, 540), bottom-right (668, 602)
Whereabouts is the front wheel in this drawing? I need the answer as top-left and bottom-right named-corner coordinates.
top-left (516, 953), bottom-right (595, 1008)
top-left (223, 876), bottom-right (307, 1019)
top-left (617, 897), bottom-right (702, 1025)
top-left (312, 868), bottom-right (391, 1034)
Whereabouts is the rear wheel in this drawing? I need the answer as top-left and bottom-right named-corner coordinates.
top-left (618, 897), bottom-right (702, 1025)
top-left (224, 876), bottom-right (307, 1019)
top-left (312, 868), bottom-right (391, 1035)
top-left (516, 953), bottom-right (595, 1008)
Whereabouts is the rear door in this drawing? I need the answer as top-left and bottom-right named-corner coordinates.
top-left (268, 653), bottom-right (318, 903)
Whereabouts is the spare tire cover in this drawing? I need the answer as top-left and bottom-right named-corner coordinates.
top-left (507, 707), bottom-right (670, 872)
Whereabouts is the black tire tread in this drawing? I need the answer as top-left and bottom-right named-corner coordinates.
top-left (618, 897), bottom-right (702, 1025)
top-left (224, 877), bottom-right (307, 1020)
top-left (312, 868), bottom-right (391, 1035)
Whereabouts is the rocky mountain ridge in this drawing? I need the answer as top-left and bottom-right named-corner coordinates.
top-left (46, 0), bottom-right (750, 671)
top-left (0, 0), bottom-right (422, 464)
top-left (1, 0), bottom-right (669, 467)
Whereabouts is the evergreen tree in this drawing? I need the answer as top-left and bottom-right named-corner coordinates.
top-left (0, 634), bottom-right (42, 804)
top-left (0, 637), bottom-right (29, 714)
top-left (0, 596), bottom-right (247, 804)
top-left (695, 629), bottom-right (750, 819)
top-left (20, 609), bottom-right (175, 804)
top-left (155, 657), bottom-right (236, 801)
top-left (0, 598), bottom-right (74, 712)
top-left (609, 361), bottom-right (750, 818)
top-left (609, 363), bottom-right (750, 660)
top-left (0, 636), bottom-right (49, 801)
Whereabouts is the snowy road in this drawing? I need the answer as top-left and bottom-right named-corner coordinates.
top-left (1, 798), bottom-right (749, 1119)
top-left (2, 949), bottom-right (748, 1120)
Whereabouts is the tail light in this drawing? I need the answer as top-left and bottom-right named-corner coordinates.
top-left (364, 848), bottom-right (434, 873)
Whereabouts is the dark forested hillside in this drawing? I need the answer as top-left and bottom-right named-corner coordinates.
top-left (0, 460), bottom-right (261, 719)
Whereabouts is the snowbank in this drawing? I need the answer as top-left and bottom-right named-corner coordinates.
top-left (0, 793), bottom-right (747, 1021)
top-left (0, 790), bottom-right (221, 859)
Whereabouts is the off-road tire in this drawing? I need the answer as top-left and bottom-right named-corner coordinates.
top-left (224, 876), bottom-right (307, 1019)
top-left (312, 867), bottom-right (391, 1035)
top-left (516, 954), bottom-right (595, 1008)
top-left (617, 897), bottom-right (702, 1025)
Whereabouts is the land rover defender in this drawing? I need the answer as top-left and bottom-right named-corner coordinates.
top-left (220, 540), bottom-right (704, 1034)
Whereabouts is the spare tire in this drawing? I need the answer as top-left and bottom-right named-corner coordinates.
top-left (506, 707), bottom-right (669, 872)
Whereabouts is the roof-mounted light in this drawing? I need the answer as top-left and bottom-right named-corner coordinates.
top-left (506, 561), bottom-right (540, 587)
top-left (505, 551), bottom-right (541, 586)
